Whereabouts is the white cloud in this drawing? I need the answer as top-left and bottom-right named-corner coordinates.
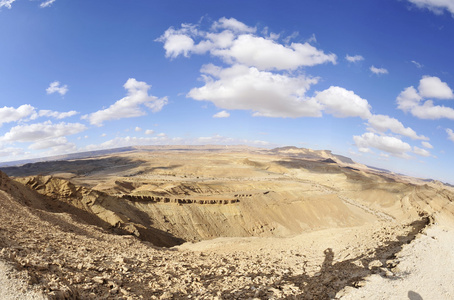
top-left (1, 121), bottom-right (86, 144)
top-left (157, 133), bottom-right (166, 137)
top-left (396, 86), bottom-right (422, 112)
top-left (367, 114), bottom-right (428, 140)
top-left (157, 28), bottom-right (197, 59)
top-left (157, 17), bottom-right (336, 71)
top-left (188, 65), bottom-right (376, 120)
top-left (396, 76), bottom-right (454, 120)
top-left (0, 147), bottom-right (24, 158)
top-left (410, 100), bottom-right (454, 119)
top-left (407, 0), bottom-right (454, 15)
top-left (0, 104), bottom-right (36, 126)
top-left (345, 54), bottom-right (364, 63)
top-left (413, 146), bottom-right (431, 157)
top-left (418, 76), bottom-right (454, 99)
top-left (40, 0), bottom-right (56, 8)
top-left (188, 64), bottom-right (322, 118)
top-left (314, 86), bottom-right (372, 119)
top-left (0, 0), bottom-right (15, 9)
top-left (353, 132), bottom-right (412, 157)
top-left (28, 137), bottom-right (71, 150)
top-left (421, 141), bottom-right (433, 149)
top-left (212, 34), bottom-right (337, 70)
top-left (413, 147), bottom-right (429, 157)
top-left (38, 110), bottom-right (78, 119)
top-left (46, 81), bottom-right (68, 96)
top-left (306, 34), bottom-right (317, 43)
top-left (135, 127), bottom-right (142, 132)
top-left (213, 110), bottom-right (230, 118)
top-left (145, 129), bottom-right (154, 135)
top-left (211, 17), bottom-right (256, 33)
top-left (411, 60), bottom-right (423, 68)
top-left (82, 78), bottom-right (167, 126)
top-left (447, 128), bottom-right (454, 142)
top-left (370, 65), bottom-right (388, 75)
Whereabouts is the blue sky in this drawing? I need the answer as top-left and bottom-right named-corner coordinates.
top-left (1, 0), bottom-right (454, 183)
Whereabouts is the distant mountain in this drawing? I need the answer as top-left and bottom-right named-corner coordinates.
top-left (271, 146), bottom-right (356, 165)
top-left (0, 147), bottom-right (135, 168)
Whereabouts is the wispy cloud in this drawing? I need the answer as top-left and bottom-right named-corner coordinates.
top-left (447, 128), bottom-right (454, 142)
top-left (345, 54), bottom-right (364, 63)
top-left (407, 0), bottom-right (454, 16)
top-left (370, 65), bottom-right (388, 75)
top-left (213, 110), bottom-right (230, 118)
top-left (40, 0), bottom-right (56, 8)
top-left (46, 81), bottom-right (68, 96)
top-left (0, 0), bottom-right (15, 9)
top-left (411, 60), bottom-right (423, 68)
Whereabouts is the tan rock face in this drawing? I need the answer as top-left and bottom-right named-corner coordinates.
top-left (0, 147), bottom-right (453, 299)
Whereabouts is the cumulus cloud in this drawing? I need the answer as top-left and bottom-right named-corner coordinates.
top-left (314, 86), bottom-right (372, 119)
top-left (396, 86), bottom-right (422, 112)
top-left (421, 141), bottom-right (433, 149)
top-left (407, 0), bottom-right (454, 15)
top-left (367, 114), bottom-right (428, 140)
top-left (188, 64), bottom-right (375, 119)
top-left (353, 132), bottom-right (412, 157)
top-left (135, 127), bottom-right (142, 132)
top-left (0, 105), bottom-right (36, 126)
top-left (157, 17), bottom-right (336, 70)
top-left (211, 35), bottom-right (337, 70)
top-left (188, 64), bottom-right (321, 118)
top-left (46, 81), bottom-right (68, 96)
top-left (418, 76), bottom-right (454, 99)
top-left (410, 100), bottom-right (454, 119)
top-left (345, 54), bottom-right (364, 63)
top-left (370, 66), bottom-right (388, 75)
top-left (38, 110), bottom-right (78, 119)
top-left (213, 110), bottom-right (230, 118)
top-left (40, 0), bottom-right (56, 8)
top-left (0, 0), bottom-right (15, 9)
top-left (1, 121), bottom-right (86, 144)
top-left (447, 128), bottom-right (454, 142)
top-left (396, 76), bottom-right (454, 120)
top-left (413, 146), bottom-right (431, 157)
top-left (145, 129), bottom-right (154, 135)
top-left (82, 78), bottom-right (167, 126)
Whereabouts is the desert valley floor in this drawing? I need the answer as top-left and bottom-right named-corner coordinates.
top-left (0, 145), bottom-right (453, 299)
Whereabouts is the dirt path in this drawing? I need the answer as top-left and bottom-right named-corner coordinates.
top-left (338, 220), bottom-right (454, 299)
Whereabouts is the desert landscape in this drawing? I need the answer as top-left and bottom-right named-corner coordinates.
top-left (0, 145), bottom-right (453, 299)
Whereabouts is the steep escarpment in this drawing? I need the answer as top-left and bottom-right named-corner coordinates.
top-left (16, 174), bottom-right (382, 245)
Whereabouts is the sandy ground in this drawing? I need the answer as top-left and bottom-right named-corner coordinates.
top-left (339, 217), bottom-right (454, 300)
top-left (0, 260), bottom-right (45, 300)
